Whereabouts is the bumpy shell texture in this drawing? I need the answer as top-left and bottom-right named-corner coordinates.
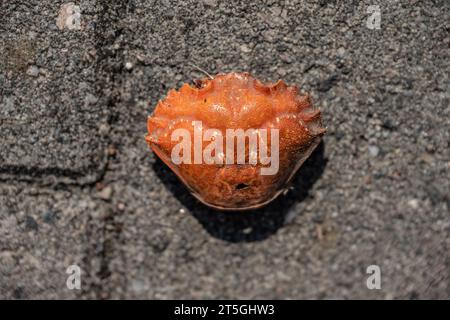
top-left (146, 72), bottom-right (325, 210)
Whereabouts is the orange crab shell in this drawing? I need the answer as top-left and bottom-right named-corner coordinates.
top-left (146, 72), bottom-right (325, 210)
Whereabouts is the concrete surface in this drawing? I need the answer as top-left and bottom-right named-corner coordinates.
top-left (1, 0), bottom-right (449, 299)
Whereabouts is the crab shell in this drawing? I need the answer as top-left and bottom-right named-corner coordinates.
top-left (146, 72), bottom-right (325, 210)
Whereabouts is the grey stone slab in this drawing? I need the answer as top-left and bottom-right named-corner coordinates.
top-left (0, 1), bottom-right (110, 185)
top-left (0, 184), bottom-right (105, 299)
top-left (99, 0), bottom-right (449, 299)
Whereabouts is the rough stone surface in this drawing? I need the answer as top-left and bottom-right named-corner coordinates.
top-left (1, 0), bottom-right (449, 299)
top-left (1, 0), bottom-right (109, 185)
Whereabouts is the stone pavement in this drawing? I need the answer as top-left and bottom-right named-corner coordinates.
top-left (0, 0), bottom-right (449, 299)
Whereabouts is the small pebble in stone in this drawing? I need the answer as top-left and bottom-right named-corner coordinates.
top-left (283, 210), bottom-right (298, 225)
top-left (43, 211), bottom-right (57, 224)
top-left (125, 62), bottom-right (133, 70)
top-left (107, 145), bottom-right (117, 156)
top-left (99, 123), bottom-right (110, 136)
top-left (57, 3), bottom-right (82, 30)
top-left (277, 67), bottom-right (287, 77)
top-left (25, 216), bottom-right (38, 231)
top-left (97, 186), bottom-right (113, 200)
top-left (85, 93), bottom-right (98, 105)
top-left (203, 0), bottom-right (217, 6)
top-left (240, 44), bottom-right (252, 53)
top-left (368, 145), bottom-right (380, 157)
top-left (242, 227), bottom-right (252, 234)
top-left (419, 153), bottom-right (434, 164)
top-left (312, 213), bottom-right (325, 224)
top-left (0, 251), bottom-right (15, 274)
top-left (26, 66), bottom-right (39, 77)
top-left (408, 199), bottom-right (419, 209)
top-left (337, 47), bottom-right (346, 57)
